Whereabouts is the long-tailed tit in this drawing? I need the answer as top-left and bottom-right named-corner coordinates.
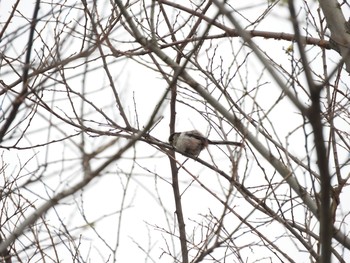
top-left (169, 130), bottom-right (243, 157)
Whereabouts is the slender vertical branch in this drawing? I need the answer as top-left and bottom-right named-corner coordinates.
top-left (308, 90), bottom-right (332, 263)
top-left (289, 1), bottom-right (332, 262)
top-left (0, 0), bottom-right (40, 142)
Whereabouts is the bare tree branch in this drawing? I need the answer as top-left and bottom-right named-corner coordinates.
top-left (318, 0), bottom-right (350, 73)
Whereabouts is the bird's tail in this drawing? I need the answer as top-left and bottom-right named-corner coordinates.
top-left (208, 140), bottom-right (244, 147)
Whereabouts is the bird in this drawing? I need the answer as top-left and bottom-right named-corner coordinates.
top-left (169, 130), bottom-right (243, 157)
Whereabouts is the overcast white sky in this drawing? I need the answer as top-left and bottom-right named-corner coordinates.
top-left (1, 0), bottom-right (350, 262)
